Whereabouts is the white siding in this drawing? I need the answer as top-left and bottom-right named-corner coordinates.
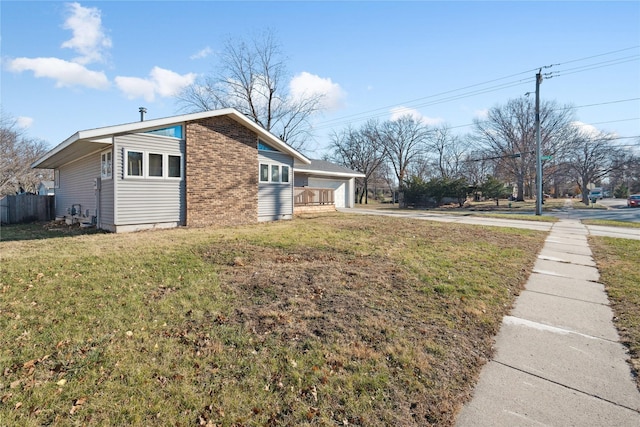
top-left (258, 151), bottom-right (293, 221)
top-left (56, 153), bottom-right (101, 220)
top-left (99, 177), bottom-right (114, 228)
top-left (114, 133), bottom-right (185, 227)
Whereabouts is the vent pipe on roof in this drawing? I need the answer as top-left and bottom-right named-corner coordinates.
top-left (139, 107), bottom-right (147, 121)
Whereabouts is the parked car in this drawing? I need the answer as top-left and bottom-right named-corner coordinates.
top-left (628, 194), bottom-right (640, 208)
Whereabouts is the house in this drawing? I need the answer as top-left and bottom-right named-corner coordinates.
top-left (293, 159), bottom-right (364, 211)
top-left (32, 108), bottom-right (311, 232)
top-left (37, 180), bottom-right (55, 196)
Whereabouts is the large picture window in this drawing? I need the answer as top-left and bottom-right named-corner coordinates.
top-left (281, 165), bottom-right (289, 183)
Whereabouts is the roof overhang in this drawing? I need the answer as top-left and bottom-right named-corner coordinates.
top-left (293, 168), bottom-right (365, 179)
top-left (32, 108), bottom-right (310, 169)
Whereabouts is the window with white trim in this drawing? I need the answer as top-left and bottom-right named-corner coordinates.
top-left (148, 153), bottom-right (163, 177)
top-left (260, 164), bottom-right (269, 182)
top-left (125, 150), bottom-right (182, 179)
top-left (271, 165), bottom-right (280, 182)
top-left (101, 150), bottom-right (112, 179)
top-left (168, 155), bottom-right (181, 178)
top-left (259, 163), bottom-right (291, 183)
top-left (126, 150), bottom-right (144, 177)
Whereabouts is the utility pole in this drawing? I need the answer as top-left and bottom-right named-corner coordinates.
top-left (535, 70), bottom-right (543, 216)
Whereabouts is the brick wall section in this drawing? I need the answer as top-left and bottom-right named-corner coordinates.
top-left (185, 116), bottom-right (258, 227)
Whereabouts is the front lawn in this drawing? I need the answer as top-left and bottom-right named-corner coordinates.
top-left (0, 214), bottom-right (547, 426)
top-left (590, 236), bottom-right (640, 390)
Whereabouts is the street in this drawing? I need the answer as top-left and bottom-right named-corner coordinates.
top-left (550, 198), bottom-right (640, 223)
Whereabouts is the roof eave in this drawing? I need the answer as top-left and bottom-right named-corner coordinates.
top-left (293, 168), bottom-right (365, 178)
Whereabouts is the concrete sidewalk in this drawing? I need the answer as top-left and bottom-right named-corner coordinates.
top-left (456, 219), bottom-right (640, 426)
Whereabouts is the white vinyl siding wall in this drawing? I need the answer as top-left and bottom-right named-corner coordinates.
top-left (258, 151), bottom-right (293, 221)
top-left (114, 133), bottom-right (185, 226)
top-left (55, 153), bottom-right (101, 219)
top-left (99, 170), bottom-right (115, 229)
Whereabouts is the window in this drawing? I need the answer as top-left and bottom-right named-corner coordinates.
top-left (260, 164), bottom-right (269, 182)
top-left (144, 125), bottom-right (182, 139)
top-left (271, 165), bottom-right (280, 182)
top-left (148, 153), bottom-right (163, 177)
top-left (258, 140), bottom-right (277, 151)
top-left (127, 151), bottom-right (143, 177)
top-left (168, 155), bottom-right (181, 178)
top-left (260, 163), bottom-right (291, 183)
top-left (101, 151), bottom-right (112, 179)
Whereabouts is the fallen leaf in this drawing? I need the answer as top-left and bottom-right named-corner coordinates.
top-left (22, 359), bottom-right (37, 370)
top-left (15, 402), bottom-right (22, 410)
top-left (57, 379), bottom-right (67, 386)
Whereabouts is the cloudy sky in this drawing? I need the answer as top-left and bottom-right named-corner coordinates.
top-left (2, 1), bottom-right (639, 156)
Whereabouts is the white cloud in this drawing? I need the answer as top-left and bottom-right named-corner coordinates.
top-left (390, 106), bottom-right (444, 126)
top-left (17, 116), bottom-right (34, 129)
top-left (115, 66), bottom-right (197, 102)
top-left (190, 47), bottom-right (213, 60)
top-left (571, 120), bottom-right (614, 138)
top-left (7, 57), bottom-right (109, 89)
top-left (289, 72), bottom-right (346, 111)
top-left (61, 2), bottom-right (112, 65)
top-left (474, 109), bottom-right (489, 119)
top-left (114, 76), bottom-right (156, 102)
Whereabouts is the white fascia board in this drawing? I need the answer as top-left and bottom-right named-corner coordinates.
top-left (293, 168), bottom-right (365, 178)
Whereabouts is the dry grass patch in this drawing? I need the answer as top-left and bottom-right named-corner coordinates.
top-left (589, 236), bottom-right (640, 390)
top-left (0, 214), bottom-right (546, 426)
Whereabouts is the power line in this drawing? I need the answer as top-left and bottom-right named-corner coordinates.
top-left (312, 46), bottom-right (640, 134)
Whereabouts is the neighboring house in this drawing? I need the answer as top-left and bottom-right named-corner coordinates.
top-left (32, 108), bottom-right (311, 233)
top-left (293, 159), bottom-right (365, 210)
top-left (37, 181), bottom-right (55, 196)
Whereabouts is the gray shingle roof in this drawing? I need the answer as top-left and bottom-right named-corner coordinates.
top-left (293, 159), bottom-right (364, 177)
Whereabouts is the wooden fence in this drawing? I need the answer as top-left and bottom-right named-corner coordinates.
top-left (0, 195), bottom-right (55, 224)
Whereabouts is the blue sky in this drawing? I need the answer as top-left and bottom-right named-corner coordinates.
top-left (2, 1), bottom-right (639, 157)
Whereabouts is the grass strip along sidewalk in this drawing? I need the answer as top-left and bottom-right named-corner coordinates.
top-left (1, 214), bottom-right (546, 426)
top-left (590, 236), bottom-right (640, 391)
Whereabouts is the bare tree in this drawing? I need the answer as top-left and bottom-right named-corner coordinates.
top-left (473, 97), bottom-right (574, 201)
top-left (0, 112), bottom-right (52, 196)
top-left (328, 120), bottom-right (385, 204)
top-left (427, 125), bottom-right (469, 179)
top-left (177, 30), bottom-right (323, 150)
top-left (563, 127), bottom-right (623, 205)
top-left (377, 115), bottom-right (430, 190)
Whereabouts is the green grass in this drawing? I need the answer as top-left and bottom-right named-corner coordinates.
top-left (0, 214), bottom-right (547, 426)
top-left (589, 236), bottom-right (640, 390)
